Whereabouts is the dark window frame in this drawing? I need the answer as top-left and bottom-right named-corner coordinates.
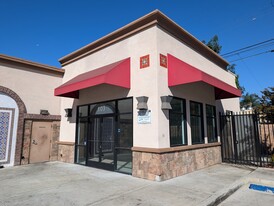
top-left (206, 104), bottom-right (218, 143)
top-left (190, 101), bottom-right (204, 144)
top-left (74, 97), bottom-right (133, 174)
top-left (169, 96), bottom-right (187, 147)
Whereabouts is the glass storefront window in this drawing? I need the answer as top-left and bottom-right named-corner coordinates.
top-left (117, 114), bottom-right (133, 148)
top-left (77, 118), bottom-right (88, 145)
top-left (75, 146), bottom-right (86, 165)
top-left (170, 98), bottom-right (184, 113)
top-left (79, 106), bottom-right (88, 117)
top-left (170, 113), bottom-right (186, 146)
top-left (89, 104), bottom-right (96, 115)
top-left (75, 98), bottom-right (133, 174)
top-left (206, 104), bottom-right (217, 143)
top-left (118, 98), bottom-right (132, 114)
top-left (169, 97), bottom-right (187, 146)
top-left (116, 149), bottom-right (132, 174)
top-left (190, 101), bottom-right (204, 144)
top-left (90, 102), bottom-right (115, 115)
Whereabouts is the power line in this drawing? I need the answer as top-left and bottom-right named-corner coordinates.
top-left (230, 49), bottom-right (274, 62)
top-left (223, 42), bottom-right (274, 58)
top-left (221, 38), bottom-right (274, 57)
top-left (237, 54), bottom-right (264, 90)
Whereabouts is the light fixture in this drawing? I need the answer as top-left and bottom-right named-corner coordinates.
top-left (136, 96), bottom-right (148, 110)
top-left (40, 109), bottom-right (49, 115)
top-left (161, 96), bottom-right (172, 110)
top-left (65, 108), bottom-right (72, 117)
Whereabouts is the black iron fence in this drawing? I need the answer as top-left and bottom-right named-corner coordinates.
top-left (220, 112), bottom-right (274, 167)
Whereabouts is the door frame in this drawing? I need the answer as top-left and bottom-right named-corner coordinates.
top-left (86, 114), bottom-right (117, 171)
top-left (29, 121), bottom-right (52, 164)
top-left (74, 97), bottom-right (133, 173)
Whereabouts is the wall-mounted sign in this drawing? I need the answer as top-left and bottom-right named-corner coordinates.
top-left (137, 110), bottom-right (151, 124)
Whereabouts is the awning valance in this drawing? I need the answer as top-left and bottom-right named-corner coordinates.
top-left (54, 58), bottom-right (130, 98)
top-left (167, 54), bottom-right (241, 99)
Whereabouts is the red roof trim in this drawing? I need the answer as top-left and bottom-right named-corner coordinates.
top-left (167, 54), bottom-right (241, 99)
top-left (54, 58), bottom-right (130, 98)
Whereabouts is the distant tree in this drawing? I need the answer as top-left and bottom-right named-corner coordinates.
top-left (205, 35), bottom-right (222, 54)
top-left (240, 92), bottom-right (260, 109)
top-left (227, 64), bottom-right (236, 73)
top-left (259, 87), bottom-right (274, 113)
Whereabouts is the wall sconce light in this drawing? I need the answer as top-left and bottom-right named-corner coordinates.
top-left (64, 108), bottom-right (73, 117)
top-left (136, 96), bottom-right (148, 110)
top-left (40, 109), bottom-right (49, 115)
top-left (161, 96), bottom-right (172, 110)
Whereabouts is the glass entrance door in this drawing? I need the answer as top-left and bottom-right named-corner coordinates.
top-left (87, 116), bottom-right (115, 170)
top-left (75, 98), bottom-right (133, 174)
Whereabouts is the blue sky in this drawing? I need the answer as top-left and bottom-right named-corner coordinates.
top-left (1, 0), bottom-right (273, 96)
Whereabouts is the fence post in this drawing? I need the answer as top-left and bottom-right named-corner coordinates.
top-left (219, 112), bottom-right (224, 162)
top-left (253, 112), bottom-right (262, 166)
top-left (231, 112), bottom-right (238, 164)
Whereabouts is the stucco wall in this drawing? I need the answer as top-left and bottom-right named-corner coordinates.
top-left (155, 28), bottom-right (240, 147)
top-left (216, 98), bottom-right (240, 114)
top-left (0, 62), bottom-right (63, 115)
top-left (59, 25), bottom-right (240, 149)
top-left (156, 28), bottom-right (237, 87)
top-left (59, 27), bottom-right (160, 147)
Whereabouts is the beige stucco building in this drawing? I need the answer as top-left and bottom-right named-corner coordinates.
top-left (0, 54), bottom-right (64, 167)
top-left (0, 10), bottom-right (241, 181)
top-left (54, 10), bottom-right (241, 180)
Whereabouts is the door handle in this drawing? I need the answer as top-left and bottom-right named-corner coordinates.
top-left (32, 139), bottom-right (38, 145)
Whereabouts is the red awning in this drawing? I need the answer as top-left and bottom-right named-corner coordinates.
top-left (167, 54), bottom-right (241, 99)
top-left (55, 58), bottom-right (130, 98)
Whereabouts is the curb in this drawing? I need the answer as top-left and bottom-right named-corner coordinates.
top-left (199, 178), bottom-right (245, 206)
top-left (199, 167), bottom-right (274, 206)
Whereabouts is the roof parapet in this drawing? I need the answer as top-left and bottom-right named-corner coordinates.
top-left (0, 53), bottom-right (64, 75)
top-left (59, 10), bottom-right (229, 69)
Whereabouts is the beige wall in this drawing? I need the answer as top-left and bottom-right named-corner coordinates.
top-left (0, 62), bottom-right (63, 115)
top-left (156, 28), bottom-right (237, 87)
top-left (155, 27), bottom-right (240, 147)
top-left (60, 27), bottom-right (160, 146)
top-left (59, 25), bottom-right (240, 148)
top-left (216, 98), bottom-right (240, 114)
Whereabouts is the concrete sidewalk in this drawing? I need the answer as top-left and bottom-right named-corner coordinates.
top-left (0, 162), bottom-right (272, 206)
top-left (218, 167), bottom-right (274, 206)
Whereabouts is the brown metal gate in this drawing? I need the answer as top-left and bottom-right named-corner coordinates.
top-left (220, 112), bottom-right (274, 167)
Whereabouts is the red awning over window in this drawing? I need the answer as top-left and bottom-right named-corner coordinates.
top-left (167, 54), bottom-right (241, 99)
top-left (54, 58), bottom-right (130, 98)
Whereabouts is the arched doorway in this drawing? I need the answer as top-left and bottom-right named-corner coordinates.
top-left (0, 86), bottom-right (26, 166)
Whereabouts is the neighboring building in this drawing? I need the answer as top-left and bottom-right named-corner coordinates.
top-left (0, 54), bottom-right (64, 167)
top-left (54, 10), bottom-right (241, 181)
